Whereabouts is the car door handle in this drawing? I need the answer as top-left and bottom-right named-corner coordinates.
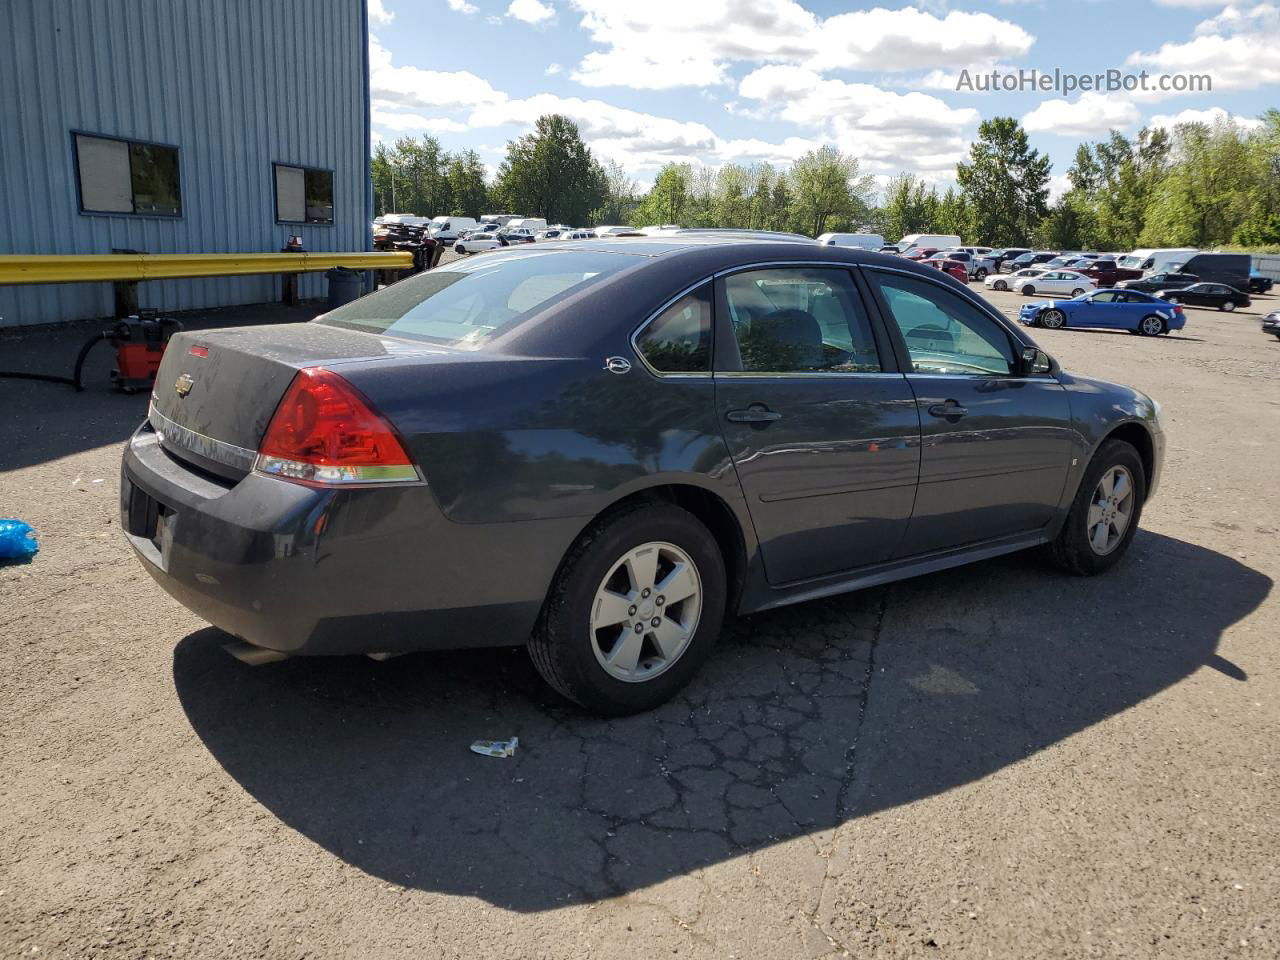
top-left (927, 400), bottom-right (969, 420)
top-left (726, 404), bottom-right (783, 423)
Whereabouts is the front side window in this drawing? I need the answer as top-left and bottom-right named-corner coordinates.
top-left (722, 268), bottom-right (881, 373)
top-left (74, 133), bottom-right (181, 216)
top-left (634, 286), bottom-right (712, 373)
top-left (870, 272), bottom-right (1017, 376)
top-left (275, 163), bottom-right (334, 224)
top-left (316, 250), bottom-right (632, 349)
top-left (1092, 291), bottom-right (1118, 303)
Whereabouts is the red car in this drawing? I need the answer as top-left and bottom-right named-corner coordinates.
top-left (930, 258), bottom-right (969, 283)
top-left (904, 247), bottom-right (940, 261)
top-left (1079, 258), bottom-right (1143, 287)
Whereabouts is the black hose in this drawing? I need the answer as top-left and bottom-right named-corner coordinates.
top-left (0, 330), bottom-right (110, 392)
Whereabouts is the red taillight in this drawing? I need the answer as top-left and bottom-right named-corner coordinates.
top-left (254, 367), bottom-right (418, 486)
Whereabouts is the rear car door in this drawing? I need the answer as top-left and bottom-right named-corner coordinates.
top-left (714, 265), bottom-right (921, 584)
top-left (864, 268), bottom-right (1074, 557)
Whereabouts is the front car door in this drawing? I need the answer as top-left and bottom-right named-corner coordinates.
top-left (864, 268), bottom-right (1075, 557)
top-left (714, 265), bottom-right (922, 584)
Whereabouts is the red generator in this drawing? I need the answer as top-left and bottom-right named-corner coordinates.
top-left (111, 310), bottom-right (183, 393)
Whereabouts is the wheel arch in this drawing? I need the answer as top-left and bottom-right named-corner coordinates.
top-left (552, 482), bottom-right (753, 616)
top-left (1098, 421), bottom-right (1156, 501)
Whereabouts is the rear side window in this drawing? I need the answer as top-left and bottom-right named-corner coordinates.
top-left (722, 268), bottom-right (881, 373)
top-left (315, 251), bottom-right (634, 349)
top-left (870, 272), bottom-right (1016, 376)
top-left (634, 286), bottom-right (712, 373)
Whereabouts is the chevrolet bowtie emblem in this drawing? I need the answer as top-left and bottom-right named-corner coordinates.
top-left (175, 373), bottom-right (195, 397)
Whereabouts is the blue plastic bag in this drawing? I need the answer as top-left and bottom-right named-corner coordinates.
top-left (0, 518), bottom-right (38, 560)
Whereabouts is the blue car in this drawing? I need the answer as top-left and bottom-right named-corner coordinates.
top-left (1019, 289), bottom-right (1186, 337)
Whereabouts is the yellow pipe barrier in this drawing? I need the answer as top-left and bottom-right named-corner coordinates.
top-left (0, 252), bottom-right (414, 286)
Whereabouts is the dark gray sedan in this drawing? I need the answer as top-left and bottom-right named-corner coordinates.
top-left (122, 239), bottom-right (1165, 714)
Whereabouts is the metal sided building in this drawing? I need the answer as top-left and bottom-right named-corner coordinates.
top-left (0, 0), bottom-right (372, 328)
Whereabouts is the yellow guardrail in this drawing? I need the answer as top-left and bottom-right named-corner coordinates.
top-left (0, 252), bottom-right (414, 285)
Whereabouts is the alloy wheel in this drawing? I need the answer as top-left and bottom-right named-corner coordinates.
top-left (1141, 315), bottom-right (1164, 336)
top-left (590, 541), bottom-right (703, 683)
top-left (1041, 309), bottom-right (1065, 329)
top-left (1086, 466), bottom-right (1135, 556)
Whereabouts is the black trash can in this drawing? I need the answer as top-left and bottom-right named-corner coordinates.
top-left (325, 267), bottom-right (365, 309)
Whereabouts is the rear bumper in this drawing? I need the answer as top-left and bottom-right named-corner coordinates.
top-left (121, 422), bottom-right (581, 655)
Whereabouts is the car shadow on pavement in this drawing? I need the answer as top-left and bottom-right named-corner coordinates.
top-left (172, 531), bottom-right (1269, 912)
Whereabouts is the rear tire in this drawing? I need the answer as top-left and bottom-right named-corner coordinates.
top-left (975, 268), bottom-right (988, 280)
top-left (1047, 439), bottom-right (1146, 576)
top-left (1138, 315), bottom-right (1165, 336)
top-left (528, 502), bottom-right (727, 715)
top-left (1222, 301), bottom-right (1236, 312)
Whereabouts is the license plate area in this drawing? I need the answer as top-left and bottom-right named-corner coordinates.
top-left (125, 482), bottom-right (172, 567)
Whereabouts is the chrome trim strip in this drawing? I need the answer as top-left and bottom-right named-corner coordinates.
top-left (714, 371), bottom-right (902, 379)
top-left (149, 405), bottom-right (257, 473)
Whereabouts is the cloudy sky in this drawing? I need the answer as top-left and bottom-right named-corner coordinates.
top-left (366, 0), bottom-right (1275, 197)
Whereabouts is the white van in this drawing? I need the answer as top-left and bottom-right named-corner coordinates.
top-left (817, 232), bottom-right (885, 250)
top-left (427, 216), bottom-right (479, 240)
top-left (1118, 248), bottom-right (1198, 275)
top-left (506, 217), bottom-right (548, 233)
top-left (895, 233), bottom-right (962, 254)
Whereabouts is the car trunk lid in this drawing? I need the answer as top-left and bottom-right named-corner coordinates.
top-left (149, 323), bottom-right (415, 479)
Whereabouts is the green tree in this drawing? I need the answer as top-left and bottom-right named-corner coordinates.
top-left (492, 114), bottom-right (606, 224)
top-left (633, 163), bottom-right (691, 226)
top-left (593, 160), bottom-right (638, 225)
top-left (1140, 119), bottom-right (1255, 246)
top-left (444, 149), bottom-right (489, 218)
top-left (879, 173), bottom-right (938, 242)
top-left (790, 146), bottom-right (876, 237)
top-left (955, 117), bottom-right (1051, 245)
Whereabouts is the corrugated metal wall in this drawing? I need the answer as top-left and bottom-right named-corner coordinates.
top-left (0, 0), bottom-right (369, 327)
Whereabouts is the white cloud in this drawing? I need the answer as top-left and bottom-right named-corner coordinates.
top-left (446, 0), bottom-right (479, 13)
top-left (567, 0), bottom-right (1034, 89)
top-left (368, 0), bottom-right (395, 26)
top-left (368, 35), bottom-right (506, 112)
top-left (371, 108), bottom-right (468, 134)
top-left (1022, 92), bottom-right (1142, 136)
top-left (736, 65), bottom-right (980, 174)
top-left (1128, 2), bottom-right (1280, 97)
top-left (544, 62), bottom-right (562, 76)
top-left (507, 0), bottom-right (555, 24)
top-left (1147, 106), bottom-right (1264, 132)
top-left (1047, 173), bottom-right (1071, 203)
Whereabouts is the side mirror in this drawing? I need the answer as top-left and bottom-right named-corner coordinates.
top-left (1019, 346), bottom-right (1053, 375)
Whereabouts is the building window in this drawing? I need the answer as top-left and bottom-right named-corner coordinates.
top-left (74, 133), bottom-right (182, 217)
top-left (274, 163), bottom-right (334, 224)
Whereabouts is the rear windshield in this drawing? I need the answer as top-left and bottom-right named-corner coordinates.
top-left (316, 250), bottom-right (635, 348)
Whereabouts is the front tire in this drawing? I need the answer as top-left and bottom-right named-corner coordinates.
top-left (1071, 287), bottom-right (1086, 297)
top-left (975, 268), bottom-right (988, 280)
top-left (1047, 439), bottom-right (1146, 576)
top-left (529, 502), bottom-right (727, 715)
top-left (994, 279), bottom-right (1008, 291)
top-left (1021, 284), bottom-right (1036, 296)
top-left (1040, 308), bottom-right (1066, 329)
